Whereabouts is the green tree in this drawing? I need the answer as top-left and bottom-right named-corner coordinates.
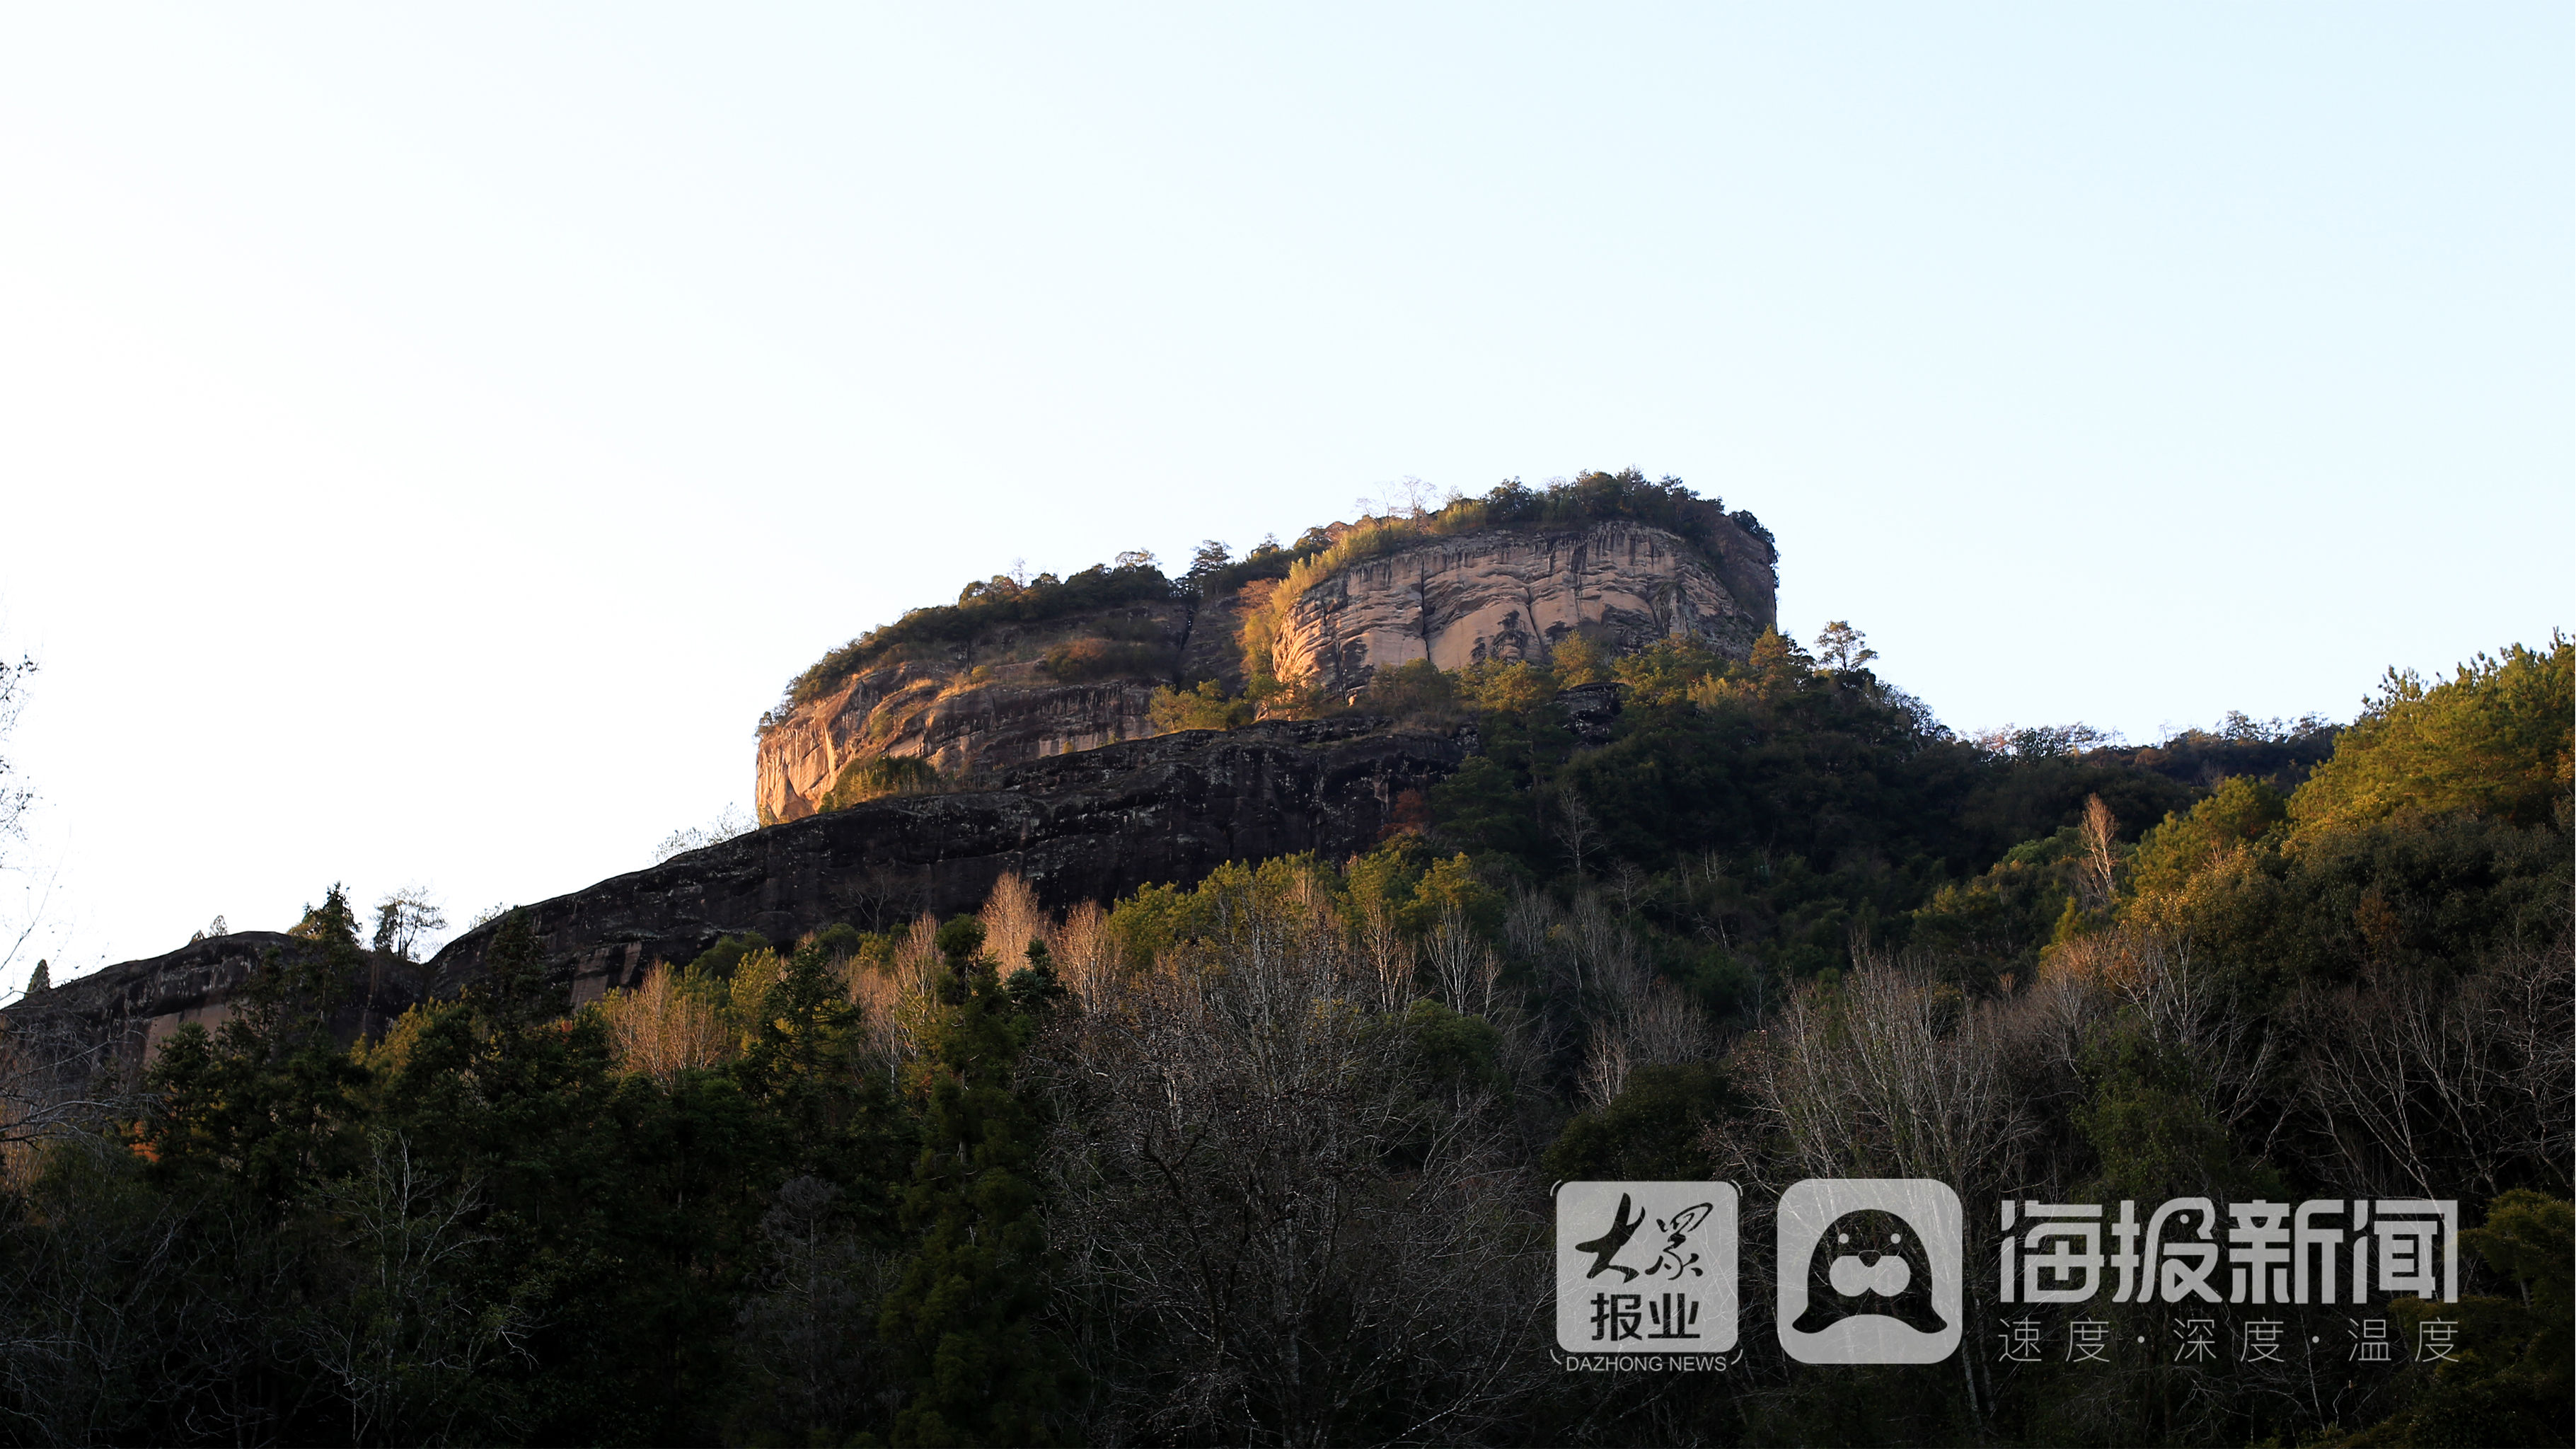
top-left (143, 884), bottom-right (371, 1203)
top-left (1813, 619), bottom-right (1878, 671)
top-left (2292, 635), bottom-right (2572, 836)
top-left (2346, 1191), bottom-right (2573, 1447)
top-left (879, 920), bottom-right (1071, 1445)
top-left (1148, 679), bottom-right (1250, 732)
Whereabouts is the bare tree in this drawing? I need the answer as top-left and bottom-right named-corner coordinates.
top-left (0, 654), bottom-right (32, 860)
top-left (977, 872), bottom-right (1047, 978)
top-left (1036, 888), bottom-right (1552, 1445)
top-left (1352, 888), bottom-right (1416, 1013)
top-left (850, 914), bottom-right (942, 1080)
top-left (371, 888), bottom-right (447, 963)
top-left (1422, 911), bottom-right (1502, 1018)
top-left (1550, 790), bottom-right (1601, 882)
top-left (1049, 901), bottom-right (1121, 1015)
top-left (301, 1133), bottom-right (531, 1445)
top-left (2289, 937), bottom-right (2573, 1200)
top-left (2031, 925), bottom-right (2277, 1163)
top-left (601, 964), bottom-right (730, 1083)
top-left (729, 1176), bottom-right (899, 1443)
top-left (1711, 951), bottom-right (2040, 1433)
top-left (2075, 794), bottom-right (2120, 911)
top-left (651, 803), bottom-right (755, 863)
top-left (0, 1136), bottom-right (278, 1445)
top-left (0, 655), bottom-right (55, 992)
top-left (1578, 946), bottom-right (1714, 1109)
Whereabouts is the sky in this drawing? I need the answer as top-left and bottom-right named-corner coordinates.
top-left (1, 4), bottom-right (2567, 982)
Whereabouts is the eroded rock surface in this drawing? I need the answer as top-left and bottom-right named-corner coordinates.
top-left (756, 594), bottom-right (1252, 824)
top-left (1268, 521), bottom-right (1774, 695)
top-left (444, 716), bottom-right (1467, 1005)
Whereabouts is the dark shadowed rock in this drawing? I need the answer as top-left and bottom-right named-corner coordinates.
top-left (429, 716), bottom-right (1472, 1007)
top-left (2, 932), bottom-right (429, 1094)
top-left (8, 715), bottom-right (1479, 1084)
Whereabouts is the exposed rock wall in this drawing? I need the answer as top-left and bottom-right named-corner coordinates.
top-left (756, 518), bottom-right (1766, 824)
top-left (1268, 521), bottom-right (1774, 695)
top-left (756, 595), bottom-right (1252, 825)
top-left (759, 671), bottom-right (1163, 824)
top-left (444, 716), bottom-right (1468, 1004)
top-left (1, 933), bottom-right (427, 1095)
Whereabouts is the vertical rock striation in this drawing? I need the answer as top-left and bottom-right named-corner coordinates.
top-left (1266, 520), bottom-right (1774, 696)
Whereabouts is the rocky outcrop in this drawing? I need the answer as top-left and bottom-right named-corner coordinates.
top-left (20, 688), bottom-right (1670, 1084)
top-left (441, 716), bottom-right (1469, 1005)
top-left (756, 594), bottom-right (1254, 825)
top-left (760, 671), bottom-right (1161, 824)
top-left (1267, 521), bottom-right (1774, 696)
top-left (1, 933), bottom-right (427, 1095)
top-left (756, 516), bottom-right (1767, 824)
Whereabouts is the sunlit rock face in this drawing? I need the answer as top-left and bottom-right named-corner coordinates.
top-left (754, 595), bottom-right (1248, 825)
top-left (754, 516), bottom-right (1773, 824)
top-left (1266, 521), bottom-right (1776, 695)
top-left (758, 669), bottom-right (1162, 825)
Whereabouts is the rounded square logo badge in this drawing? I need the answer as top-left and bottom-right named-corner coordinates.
top-left (1555, 1182), bottom-right (1738, 1353)
top-left (1777, 1178), bottom-right (1962, 1363)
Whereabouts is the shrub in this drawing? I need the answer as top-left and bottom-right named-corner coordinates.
top-left (772, 561), bottom-right (1174, 718)
top-left (1149, 681), bottom-right (1252, 732)
top-left (1041, 638), bottom-right (1176, 683)
top-left (1361, 659), bottom-right (1459, 720)
top-left (820, 756), bottom-right (943, 813)
top-left (1547, 634), bottom-right (1612, 687)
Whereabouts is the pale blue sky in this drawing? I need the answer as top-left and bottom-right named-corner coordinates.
top-left (3, 4), bottom-right (2567, 976)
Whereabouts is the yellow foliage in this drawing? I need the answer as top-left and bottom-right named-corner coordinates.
top-left (1549, 634), bottom-right (1612, 687)
top-left (1149, 680), bottom-right (1251, 732)
top-left (601, 964), bottom-right (731, 1083)
top-left (2289, 635), bottom-right (2572, 838)
top-left (1457, 659), bottom-right (1556, 714)
top-left (1240, 519), bottom-right (1426, 689)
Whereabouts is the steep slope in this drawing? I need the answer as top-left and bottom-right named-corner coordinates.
top-left (445, 715), bottom-right (1468, 1004)
top-left (759, 475), bottom-right (1774, 824)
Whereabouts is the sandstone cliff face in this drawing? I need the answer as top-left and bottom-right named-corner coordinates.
top-left (757, 594), bottom-right (1245, 825)
top-left (456, 716), bottom-right (1468, 1005)
top-left (758, 669), bottom-right (1162, 825)
top-left (1267, 521), bottom-right (1774, 695)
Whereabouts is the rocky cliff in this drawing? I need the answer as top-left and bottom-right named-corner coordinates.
top-left (2, 933), bottom-right (427, 1095)
top-left (761, 512), bottom-right (1769, 824)
top-left (1266, 519), bottom-right (1774, 696)
top-left (6, 718), bottom-right (1464, 1088)
top-left (756, 593), bottom-right (1247, 825)
top-left (444, 715), bottom-right (1467, 1005)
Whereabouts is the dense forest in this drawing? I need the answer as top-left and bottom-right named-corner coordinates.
top-left (0, 630), bottom-right (2565, 1447)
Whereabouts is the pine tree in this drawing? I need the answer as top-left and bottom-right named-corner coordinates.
top-left (877, 918), bottom-right (1073, 1445)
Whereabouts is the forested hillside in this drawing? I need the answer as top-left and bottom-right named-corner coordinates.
top-left (0, 633), bottom-right (2563, 1446)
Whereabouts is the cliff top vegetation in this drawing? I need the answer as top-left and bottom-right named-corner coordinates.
top-left (771, 470), bottom-right (1771, 723)
top-left (769, 558), bottom-right (1176, 720)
